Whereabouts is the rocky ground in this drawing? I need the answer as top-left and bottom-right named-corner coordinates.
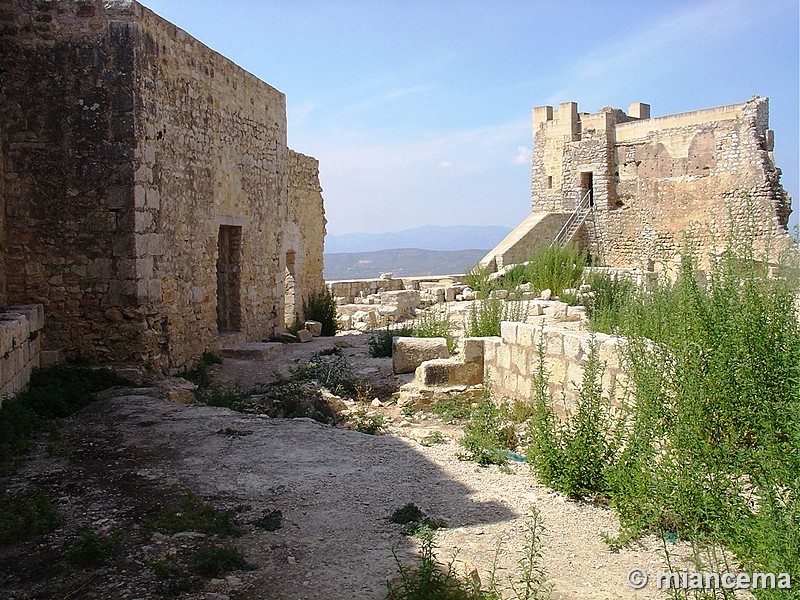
top-left (1, 330), bottom-right (698, 600)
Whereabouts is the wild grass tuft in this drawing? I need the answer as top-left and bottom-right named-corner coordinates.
top-left (144, 492), bottom-right (241, 537)
top-left (459, 397), bottom-right (518, 466)
top-left (0, 488), bottom-right (61, 546)
top-left (526, 332), bottom-right (620, 500)
top-left (411, 306), bottom-right (457, 353)
top-left (369, 325), bottom-right (414, 358)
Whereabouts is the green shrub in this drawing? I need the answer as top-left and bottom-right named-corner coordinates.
top-left (291, 348), bottom-right (360, 397)
top-left (347, 408), bottom-right (385, 434)
top-left (459, 397), bottom-right (517, 466)
top-left (431, 395), bottom-right (474, 421)
top-left (505, 243), bottom-right (585, 296)
top-left (144, 492), bottom-right (241, 537)
top-left (411, 306), bottom-right (457, 353)
top-left (420, 431), bottom-right (446, 446)
top-left (0, 488), bottom-right (61, 546)
top-left (0, 365), bottom-right (127, 473)
top-left (203, 385), bottom-right (249, 410)
top-left (303, 289), bottom-right (338, 336)
top-left (369, 325), bottom-right (414, 358)
top-left (386, 526), bottom-right (488, 600)
top-left (386, 516), bottom-right (551, 600)
top-left (465, 262), bottom-right (496, 296)
top-left (577, 227), bottom-right (800, 584)
top-left (526, 332), bottom-right (620, 500)
top-left (466, 297), bottom-right (529, 338)
top-left (582, 271), bottom-right (636, 334)
top-left (190, 546), bottom-right (254, 578)
top-left (66, 529), bottom-right (118, 568)
top-left (252, 509), bottom-right (282, 531)
top-left (389, 502), bottom-right (446, 535)
top-left (183, 352), bottom-right (223, 389)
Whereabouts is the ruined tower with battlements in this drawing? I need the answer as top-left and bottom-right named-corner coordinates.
top-left (483, 97), bottom-right (793, 271)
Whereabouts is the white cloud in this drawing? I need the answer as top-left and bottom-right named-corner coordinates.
top-left (339, 84), bottom-right (434, 116)
top-left (513, 146), bottom-right (532, 165)
top-left (545, 0), bottom-right (752, 106)
top-left (296, 116), bottom-right (532, 234)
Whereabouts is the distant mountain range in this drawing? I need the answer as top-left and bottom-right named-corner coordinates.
top-left (324, 248), bottom-right (489, 281)
top-left (325, 224), bottom-right (512, 253)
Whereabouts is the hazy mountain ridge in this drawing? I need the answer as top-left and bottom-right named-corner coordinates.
top-left (325, 224), bottom-right (511, 253)
top-left (324, 248), bottom-right (488, 281)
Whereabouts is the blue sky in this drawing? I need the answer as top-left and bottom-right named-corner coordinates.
top-left (140, 0), bottom-right (799, 237)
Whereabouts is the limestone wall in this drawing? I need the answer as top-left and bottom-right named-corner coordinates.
top-left (600, 97), bottom-right (791, 268)
top-left (484, 322), bottom-right (626, 411)
top-left (1, 1), bottom-right (326, 371)
top-left (1, 1), bottom-right (144, 362)
top-left (285, 151), bottom-right (327, 325)
top-left (133, 4), bottom-right (291, 368)
top-left (0, 305), bottom-right (44, 404)
top-left (327, 278), bottom-right (406, 304)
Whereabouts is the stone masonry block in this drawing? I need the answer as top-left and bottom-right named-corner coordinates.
top-left (462, 337), bottom-right (489, 364)
top-left (416, 358), bottom-right (456, 386)
top-left (9, 304), bottom-right (44, 331)
top-left (517, 323), bottom-right (534, 347)
top-left (545, 330), bottom-right (564, 356)
top-left (563, 334), bottom-right (584, 361)
top-left (500, 321), bottom-right (517, 344)
top-left (392, 337), bottom-right (449, 374)
top-left (304, 320), bottom-right (322, 337)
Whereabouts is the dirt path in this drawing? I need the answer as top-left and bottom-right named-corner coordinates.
top-left (1, 332), bottom-right (690, 600)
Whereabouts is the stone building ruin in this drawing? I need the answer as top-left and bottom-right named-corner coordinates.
top-left (483, 97), bottom-right (793, 271)
top-left (0, 0), bottom-right (326, 371)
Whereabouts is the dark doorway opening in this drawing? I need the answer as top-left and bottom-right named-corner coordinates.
top-left (579, 171), bottom-right (594, 207)
top-left (217, 225), bottom-right (242, 332)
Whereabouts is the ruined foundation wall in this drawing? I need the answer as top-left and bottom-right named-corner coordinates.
top-left (0, 305), bottom-right (44, 404)
top-left (134, 5), bottom-right (290, 369)
top-left (484, 322), bottom-right (626, 411)
top-left (0, 2), bottom-right (143, 361)
top-left (285, 151), bottom-right (326, 325)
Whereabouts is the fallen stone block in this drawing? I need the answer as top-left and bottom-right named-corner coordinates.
top-left (296, 329), bottom-right (313, 343)
top-left (304, 320), bottom-right (322, 337)
top-left (392, 336), bottom-right (449, 374)
top-left (160, 377), bottom-right (197, 404)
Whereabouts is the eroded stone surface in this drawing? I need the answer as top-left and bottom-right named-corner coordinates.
top-left (0, 1), bottom-right (325, 371)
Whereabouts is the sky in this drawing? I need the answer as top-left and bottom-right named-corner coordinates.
top-left (140, 0), bottom-right (799, 237)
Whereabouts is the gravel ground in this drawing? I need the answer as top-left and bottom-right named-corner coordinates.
top-left (0, 331), bottom-right (703, 600)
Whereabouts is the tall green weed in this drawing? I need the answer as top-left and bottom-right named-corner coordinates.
top-left (603, 238), bottom-right (800, 587)
top-left (505, 244), bottom-right (585, 296)
top-left (526, 332), bottom-right (620, 500)
top-left (466, 298), bottom-right (529, 338)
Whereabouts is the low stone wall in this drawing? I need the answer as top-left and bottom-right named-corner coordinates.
top-left (484, 322), bottom-right (626, 411)
top-left (327, 274), bottom-right (468, 304)
top-left (327, 278), bottom-right (405, 304)
top-left (0, 304), bottom-right (45, 404)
